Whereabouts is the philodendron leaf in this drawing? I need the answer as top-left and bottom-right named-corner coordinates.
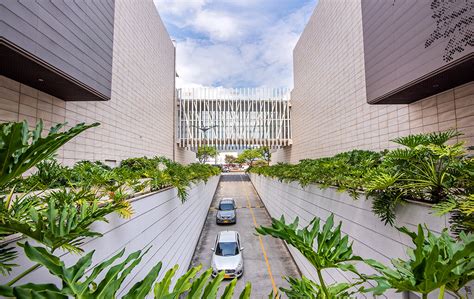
top-left (202, 271), bottom-right (225, 298)
top-left (172, 264), bottom-right (201, 295)
top-left (123, 262), bottom-right (163, 299)
top-left (92, 248), bottom-right (146, 299)
top-left (0, 121), bottom-right (99, 189)
top-left (12, 283), bottom-right (66, 299)
top-left (256, 214), bottom-right (362, 270)
top-left (239, 282), bottom-right (252, 299)
top-left (154, 264), bottom-right (178, 298)
top-left (20, 242), bottom-right (64, 277)
top-left (366, 224), bottom-right (474, 296)
top-left (187, 268), bottom-right (213, 298)
top-left (220, 278), bottom-right (237, 299)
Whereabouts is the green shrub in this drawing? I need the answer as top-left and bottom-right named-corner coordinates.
top-left (257, 214), bottom-right (474, 299)
top-left (366, 130), bottom-right (473, 226)
top-left (0, 121), bottom-right (226, 297)
top-left (249, 131), bottom-right (474, 233)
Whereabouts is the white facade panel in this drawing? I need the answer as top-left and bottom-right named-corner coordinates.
top-left (178, 88), bottom-right (292, 150)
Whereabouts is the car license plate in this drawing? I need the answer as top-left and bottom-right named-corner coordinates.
top-left (224, 220), bottom-right (229, 223)
top-left (224, 274), bottom-right (232, 279)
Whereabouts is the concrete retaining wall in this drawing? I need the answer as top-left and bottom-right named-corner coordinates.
top-left (250, 173), bottom-right (456, 299)
top-left (2, 176), bottom-right (219, 295)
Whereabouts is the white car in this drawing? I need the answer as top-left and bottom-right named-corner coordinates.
top-left (216, 198), bottom-right (237, 224)
top-left (211, 231), bottom-right (244, 279)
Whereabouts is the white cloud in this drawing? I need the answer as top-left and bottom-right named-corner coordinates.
top-left (193, 10), bottom-right (245, 41)
top-left (154, 0), bottom-right (316, 88)
top-left (154, 0), bottom-right (207, 17)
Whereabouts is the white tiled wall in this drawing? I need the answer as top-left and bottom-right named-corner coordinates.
top-left (274, 0), bottom-right (473, 163)
top-left (3, 176), bottom-right (220, 291)
top-left (0, 0), bottom-right (195, 165)
top-left (250, 173), bottom-right (459, 299)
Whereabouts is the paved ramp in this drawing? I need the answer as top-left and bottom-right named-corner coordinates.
top-left (190, 173), bottom-right (300, 298)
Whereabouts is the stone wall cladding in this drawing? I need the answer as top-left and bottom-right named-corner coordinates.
top-left (278, 0), bottom-right (473, 163)
top-left (0, 0), bottom-right (186, 165)
top-left (2, 176), bottom-right (220, 292)
top-left (250, 173), bottom-right (458, 299)
top-left (176, 147), bottom-right (197, 164)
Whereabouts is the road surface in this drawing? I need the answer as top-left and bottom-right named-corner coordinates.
top-left (190, 173), bottom-right (300, 298)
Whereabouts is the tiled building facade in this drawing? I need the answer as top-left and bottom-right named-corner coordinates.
top-left (0, 0), bottom-right (194, 165)
top-left (274, 0), bottom-right (473, 163)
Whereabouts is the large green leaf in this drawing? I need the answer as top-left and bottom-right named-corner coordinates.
top-left (15, 243), bottom-right (154, 298)
top-left (0, 121), bottom-right (99, 189)
top-left (256, 214), bottom-right (363, 271)
top-left (365, 224), bottom-right (474, 296)
top-left (123, 262), bottom-right (163, 299)
top-left (256, 214), bottom-right (367, 299)
top-left (12, 283), bottom-right (65, 299)
top-left (0, 189), bottom-right (128, 254)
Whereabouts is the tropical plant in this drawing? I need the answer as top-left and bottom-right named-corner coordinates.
top-left (434, 194), bottom-right (474, 235)
top-left (1, 189), bottom-right (130, 254)
top-left (249, 131), bottom-right (473, 231)
top-left (366, 130), bottom-right (473, 225)
top-left (365, 225), bottom-right (474, 299)
top-left (0, 244), bottom-right (17, 276)
top-left (15, 158), bottom-right (68, 192)
top-left (256, 214), bottom-right (367, 298)
top-left (0, 121), bottom-right (99, 276)
top-left (0, 121), bottom-right (98, 190)
top-left (0, 120), bottom-right (224, 297)
top-left (249, 149), bottom-right (382, 198)
top-left (196, 146), bottom-right (218, 164)
top-left (120, 157), bottom-right (156, 172)
top-left (0, 242), bottom-right (252, 299)
top-left (278, 276), bottom-right (358, 299)
top-left (252, 159), bottom-right (268, 167)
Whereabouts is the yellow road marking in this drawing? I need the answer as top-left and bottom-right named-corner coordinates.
top-left (240, 175), bottom-right (279, 297)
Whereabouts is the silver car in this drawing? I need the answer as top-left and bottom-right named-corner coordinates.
top-left (211, 231), bottom-right (244, 279)
top-left (216, 198), bottom-right (237, 224)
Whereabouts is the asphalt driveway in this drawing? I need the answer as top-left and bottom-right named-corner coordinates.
top-left (190, 173), bottom-right (300, 298)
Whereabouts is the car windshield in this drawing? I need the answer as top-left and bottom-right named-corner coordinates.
top-left (215, 241), bottom-right (239, 256)
top-left (219, 203), bottom-right (234, 210)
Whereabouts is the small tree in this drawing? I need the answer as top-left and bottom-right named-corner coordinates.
top-left (196, 146), bottom-right (218, 164)
top-left (225, 154), bottom-right (236, 164)
top-left (258, 146), bottom-right (271, 165)
top-left (238, 149), bottom-right (263, 167)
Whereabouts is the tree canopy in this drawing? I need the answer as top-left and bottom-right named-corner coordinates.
top-left (196, 146), bottom-right (218, 163)
top-left (237, 148), bottom-right (263, 166)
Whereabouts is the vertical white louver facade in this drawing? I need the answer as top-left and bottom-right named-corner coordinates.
top-left (177, 88), bottom-right (292, 150)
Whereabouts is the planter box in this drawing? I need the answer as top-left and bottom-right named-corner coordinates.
top-left (1, 176), bottom-right (220, 295)
top-left (249, 174), bottom-right (459, 299)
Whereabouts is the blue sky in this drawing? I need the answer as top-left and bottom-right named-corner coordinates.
top-left (154, 0), bottom-right (317, 88)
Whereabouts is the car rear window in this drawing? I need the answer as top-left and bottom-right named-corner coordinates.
top-left (215, 242), bottom-right (239, 256)
top-left (219, 202), bottom-right (234, 210)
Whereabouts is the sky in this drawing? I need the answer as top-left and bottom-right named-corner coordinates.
top-left (153, 0), bottom-right (318, 89)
